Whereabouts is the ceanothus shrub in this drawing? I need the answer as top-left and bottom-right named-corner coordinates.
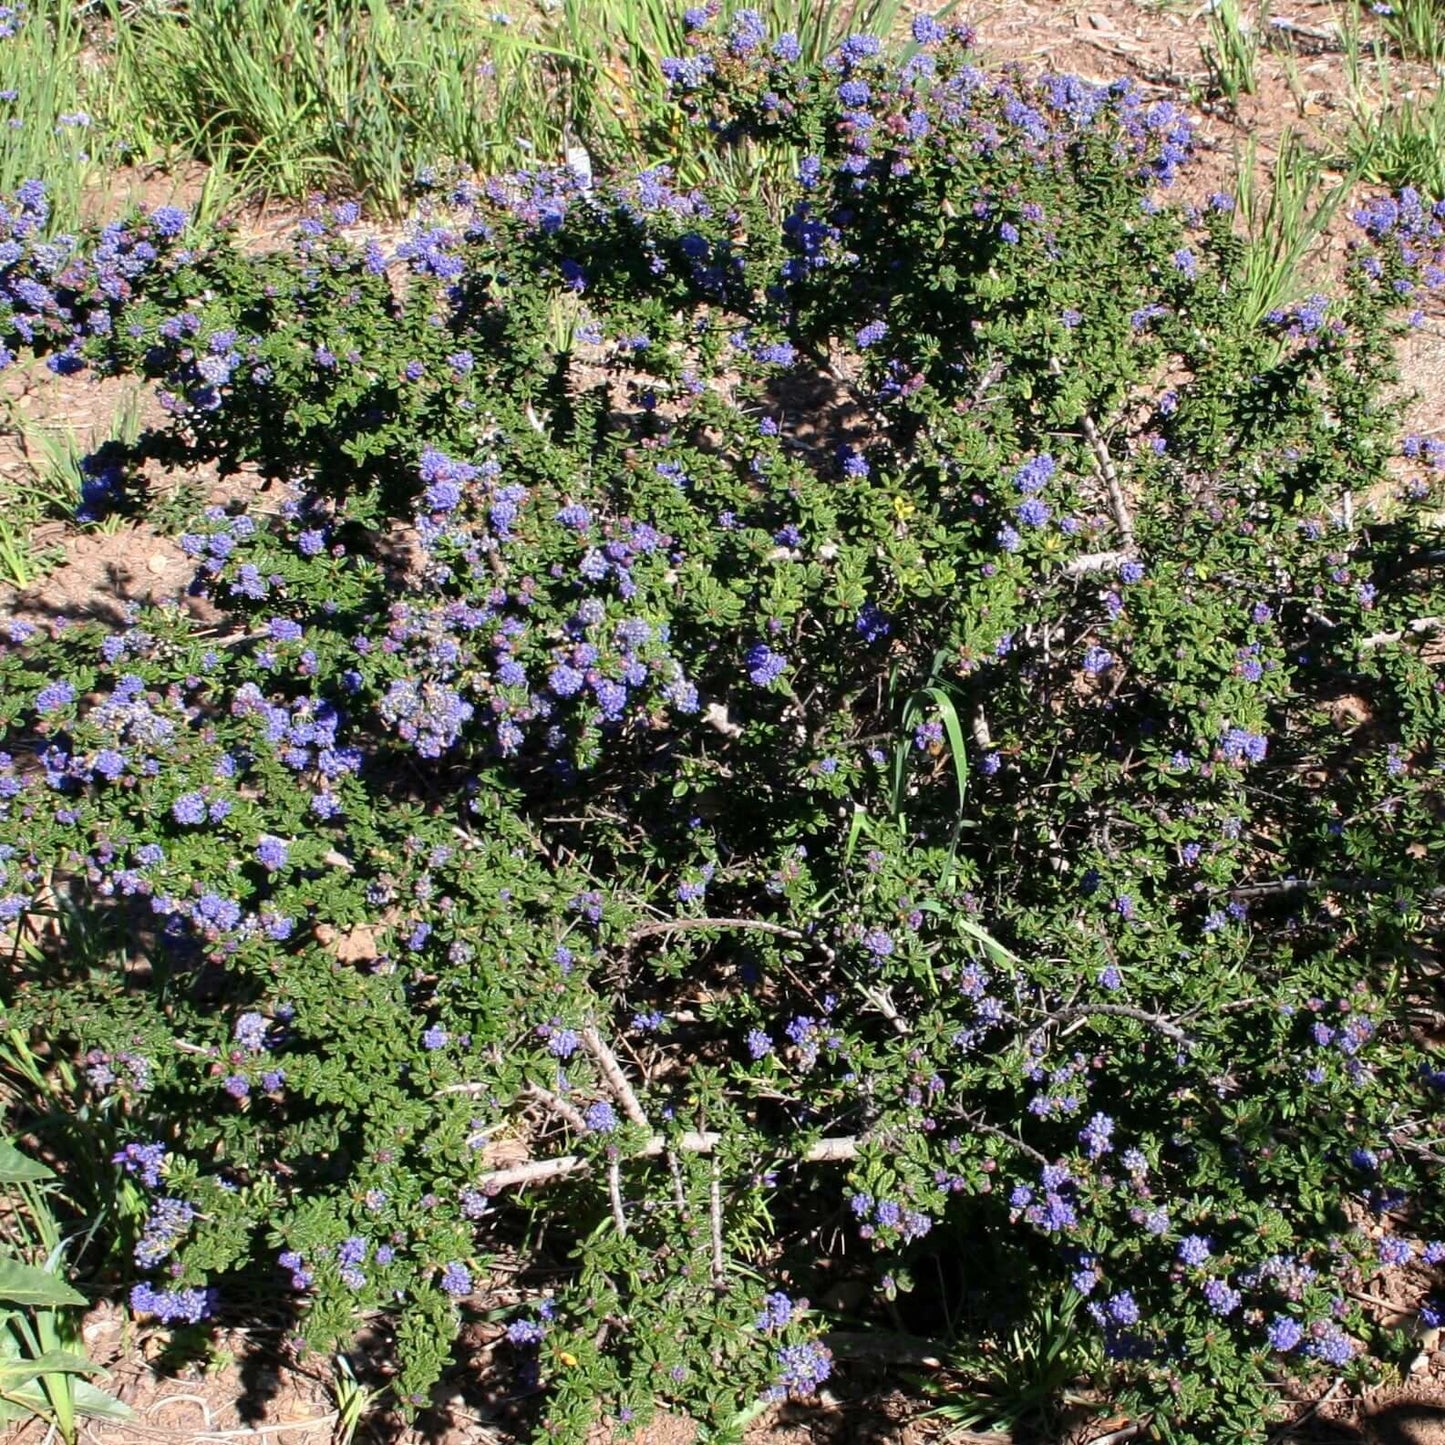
top-left (2, 12), bottom-right (1444, 1441)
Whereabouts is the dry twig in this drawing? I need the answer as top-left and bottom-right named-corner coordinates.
top-left (1052, 1002), bottom-right (1190, 1043)
top-left (523, 1081), bottom-right (589, 1136)
top-left (580, 1026), bottom-right (650, 1128)
top-left (626, 916), bottom-right (835, 963)
top-left (709, 1157), bottom-right (725, 1285)
top-left (1048, 357), bottom-right (1134, 547)
top-left (474, 1131), bottom-right (860, 1192)
top-left (1358, 616), bottom-right (1444, 651)
top-left (607, 1156), bottom-right (627, 1236)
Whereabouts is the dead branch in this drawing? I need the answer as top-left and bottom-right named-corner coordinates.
top-left (1358, 616), bottom-right (1444, 651)
top-left (1048, 357), bottom-right (1134, 547)
top-left (969, 701), bottom-right (992, 751)
top-left (968, 1117), bottom-right (1050, 1168)
top-left (709, 1157), bottom-right (725, 1285)
top-left (1261, 17), bottom-right (1344, 52)
top-left (580, 1026), bottom-right (650, 1128)
top-left (1226, 875), bottom-right (1445, 902)
top-left (607, 1157), bottom-right (627, 1236)
top-left (1265, 1379), bottom-right (1344, 1445)
top-left (1062, 550), bottom-right (1132, 577)
top-left (474, 1131), bottom-right (860, 1192)
top-left (478, 1155), bottom-right (585, 1190)
top-left (523, 1081), bottom-right (589, 1136)
top-left (859, 984), bottom-right (912, 1035)
top-left (803, 1136), bottom-right (861, 1163)
top-left (1051, 1002), bottom-right (1189, 1043)
top-left (1087, 1423), bottom-right (1152, 1445)
top-left (626, 916), bottom-right (835, 962)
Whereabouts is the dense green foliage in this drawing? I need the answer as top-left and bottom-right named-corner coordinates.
top-left (1, 12), bottom-right (1444, 1442)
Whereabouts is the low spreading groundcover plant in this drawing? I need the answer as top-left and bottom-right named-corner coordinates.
top-left (1, 10), bottom-right (1444, 1440)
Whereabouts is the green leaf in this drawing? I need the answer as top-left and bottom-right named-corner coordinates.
top-left (955, 915), bottom-right (1021, 968)
top-left (919, 685), bottom-right (969, 815)
top-left (0, 1394), bottom-right (34, 1424)
top-left (0, 1378), bottom-right (53, 1419)
top-left (0, 1142), bottom-right (53, 1185)
top-left (0, 1257), bottom-right (86, 1310)
top-left (71, 1378), bottom-right (135, 1422)
top-left (843, 804), bottom-right (870, 868)
top-left (0, 1370), bottom-right (130, 1433)
top-left (0, 1350), bottom-right (99, 1387)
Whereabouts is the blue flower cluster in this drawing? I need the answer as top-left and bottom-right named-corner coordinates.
top-left (0, 189), bottom-right (187, 374)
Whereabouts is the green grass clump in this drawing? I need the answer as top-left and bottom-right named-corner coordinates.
top-left (1374, 0), bottom-right (1445, 69)
top-left (0, 386), bottom-right (145, 590)
top-left (107, 0), bottom-right (567, 214)
top-left (105, 0), bottom-right (915, 214)
top-left (1232, 131), bottom-right (1356, 326)
top-left (1341, 1), bottom-right (1445, 196)
top-left (0, 1132), bottom-right (133, 1442)
top-left (1349, 78), bottom-right (1445, 197)
top-left (0, 0), bottom-right (100, 233)
top-left (1201, 0), bottom-right (1262, 106)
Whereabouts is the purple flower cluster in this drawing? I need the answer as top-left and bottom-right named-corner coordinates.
top-left (1178, 1235), bottom-right (1212, 1267)
top-left (135, 1197), bottom-right (195, 1268)
top-left (1012, 1164), bottom-right (1080, 1234)
top-left (113, 1141), bottom-right (167, 1188)
top-left (279, 1250), bottom-right (312, 1290)
top-left (419, 446), bottom-right (482, 513)
top-left (337, 1235), bottom-right (369, 1290)
top-left (770, 1339), bottom-right (832, 1399)
top-left (585, 1100), bottom-right (618, 1133)
top-left (756, 1291), bottom-right (795, 1330)
top-left (129, 1282), bottom-right (214, 1324)
top-left (1079, 1112), bottom-right (1114, 1159)
top-left (83, 1048), bottom-right (151, 1096)
top-left (1351, 189), bottom-right (1445, 311)
top-left (1014, 454), bottom-right (1056, 494)
top-left (0, 192), bottom-right (188, 379)
top-left (1218, 727), bottom-right (1267, 765)
top-left (440, 1261), bottom-right (472, 1298)
top-left (746, 643), bottom-right (788, 686)
top-left (851, 1191), bottom-right (934, 1244)
top-left (506, 1318), bottom-right (546, 1346)
top-left (1304, 1324), bottom-right (1355, 1367)
top-left (379, 679), bottom-right (475, 758)
top-left (234, 1012), bottom-right (269, 1052)
top-left (1202, 1278), bottom-right (1242, 1317)
top-left (258, 450), bottom-right (704, 762)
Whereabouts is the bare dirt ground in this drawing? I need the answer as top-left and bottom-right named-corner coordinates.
top-left (3, 1), bottom-right (1445, 1441)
